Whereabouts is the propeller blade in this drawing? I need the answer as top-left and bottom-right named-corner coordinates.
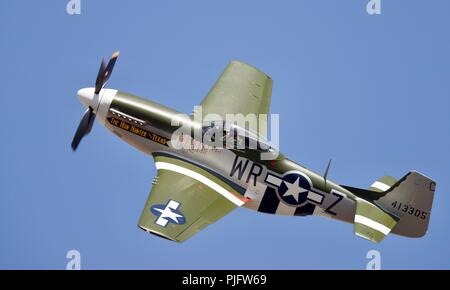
top-left (104, 51), bottom-right (120, 84)
top-left (94, 51), bottom-right (120, 94)
top-left (71, 107), bottom-right (95, 151)
top-left (95, 59), bottom-right (107, 94)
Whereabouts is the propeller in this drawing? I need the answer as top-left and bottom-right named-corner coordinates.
top-left (71, 51), bottom-right (120, 151)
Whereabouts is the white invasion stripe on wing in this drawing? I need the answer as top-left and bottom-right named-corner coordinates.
top-left (354, 214), bottom-right (392, 235)
top-left (155, 161), bottom-right (246, 206)
top-left (370, 181), bottom-right (391, 192)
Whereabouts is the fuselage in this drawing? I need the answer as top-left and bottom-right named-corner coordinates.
top-left (90, 88), bottom-right (358, 224)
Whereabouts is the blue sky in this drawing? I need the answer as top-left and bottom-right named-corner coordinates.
top-left (1, 0), bottom-right (449, 269)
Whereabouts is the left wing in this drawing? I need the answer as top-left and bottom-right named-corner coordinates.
top-left (138, 153), bottom-right (249, 242)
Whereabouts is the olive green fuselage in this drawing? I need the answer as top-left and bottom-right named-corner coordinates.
top-left (100, 90), bottom-right (357, 223)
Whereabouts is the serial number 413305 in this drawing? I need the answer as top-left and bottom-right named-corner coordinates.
top-left (391, 201), bottom-right (428, 220)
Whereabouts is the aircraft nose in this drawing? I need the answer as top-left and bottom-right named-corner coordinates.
top-left (77, 87), bottom-right (95, 108)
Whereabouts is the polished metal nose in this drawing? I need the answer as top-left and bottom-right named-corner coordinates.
top-left (77, 87), bottom-right (95, 108)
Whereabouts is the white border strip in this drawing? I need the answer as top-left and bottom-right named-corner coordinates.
top-left (308, 192), bottom-right (324, 204)
top-left (266, 174), bottom-right (282, 187)
top-left (354, 214), bottom-right (391, 235)
top-left (155, 161), bottom-right (245, 206)
top-left (370, 181), bottom-right (390, 192)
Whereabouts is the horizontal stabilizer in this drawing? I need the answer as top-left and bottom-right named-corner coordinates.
top-left (368, 175), bottom-right (397, 192)
top-left (354, 199), bottom-right (398, 243)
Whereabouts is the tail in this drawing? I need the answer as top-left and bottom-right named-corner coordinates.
top-left (342, 171), bottom-right (436, 242)
top-left (373, 171), bottom-right (436, 237)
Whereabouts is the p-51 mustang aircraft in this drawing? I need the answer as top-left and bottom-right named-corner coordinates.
top-left (71, 51), bottom-right (436, 243)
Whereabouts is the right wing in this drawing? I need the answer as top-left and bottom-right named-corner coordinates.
top-left (138, 153), bottom-right (249, 242)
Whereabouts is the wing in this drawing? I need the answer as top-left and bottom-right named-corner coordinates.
top-left (198, 61), bottom-right (273, 135)
top-left (138, 153), bottom-right (249, 242)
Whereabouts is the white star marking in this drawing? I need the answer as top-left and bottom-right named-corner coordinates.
top-left (282, 177), bottom-right (309, 203)
top-left (154, 200), bottom-right (183, 226)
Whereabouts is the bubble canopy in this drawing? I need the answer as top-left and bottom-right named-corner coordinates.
top-left (201, 120), bottom-right (276, 152)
